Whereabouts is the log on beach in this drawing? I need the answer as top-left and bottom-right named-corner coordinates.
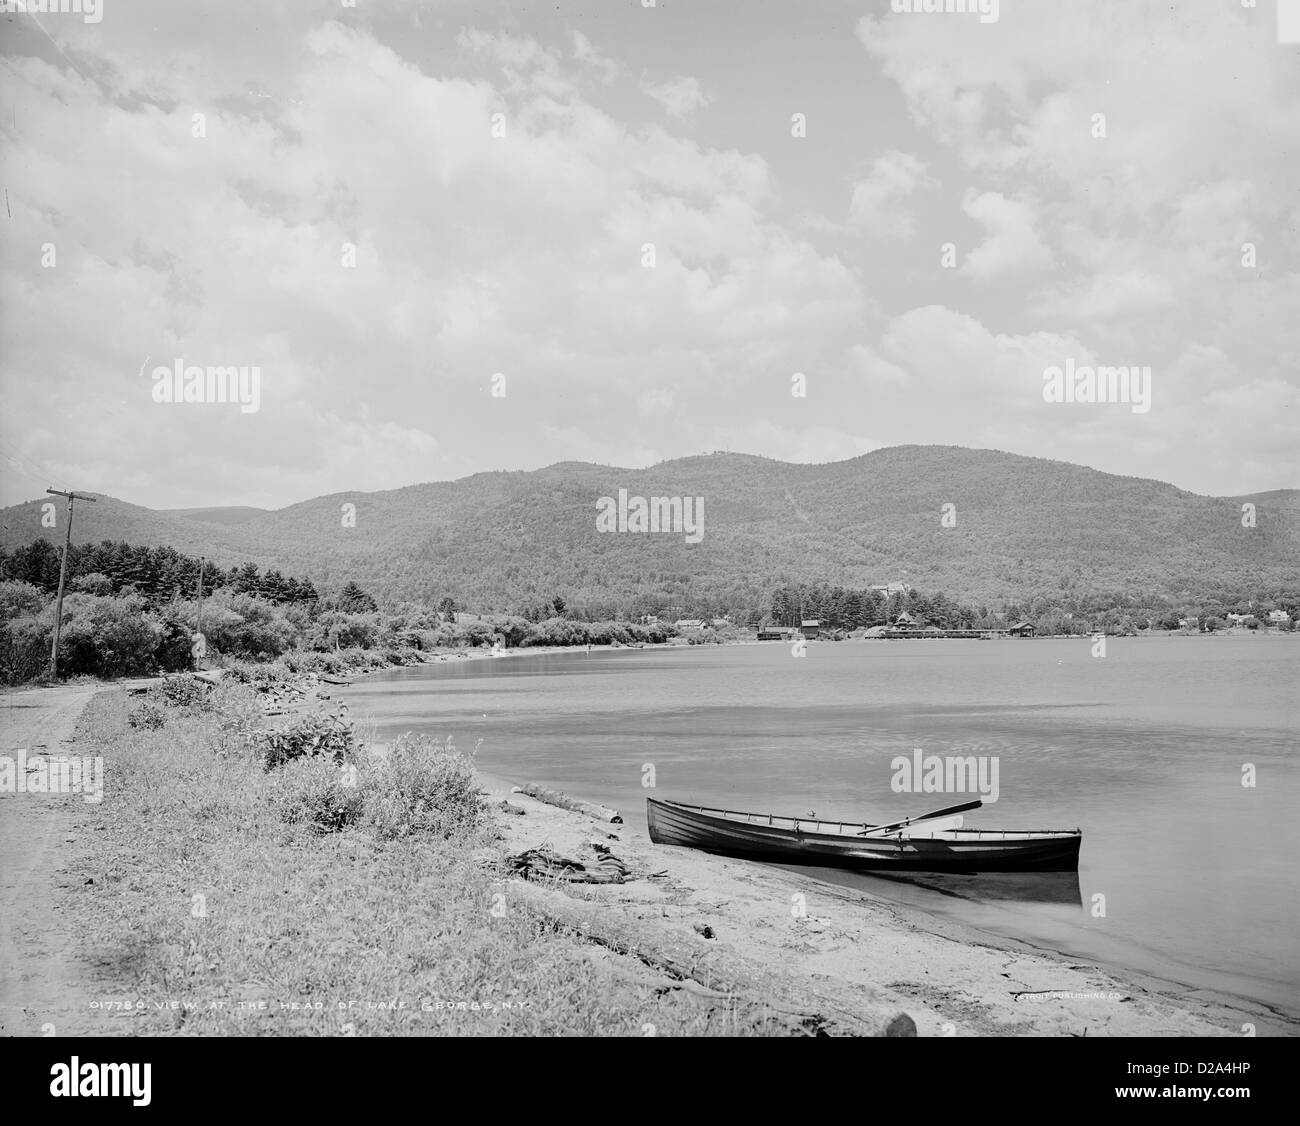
top-left (513, 783), bottom-right (623, 824)
top-left (507, 879), bottom-right (916, 1037)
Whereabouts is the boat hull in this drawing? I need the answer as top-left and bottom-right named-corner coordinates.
top-left (646, 798), bottom-right (1081, 873)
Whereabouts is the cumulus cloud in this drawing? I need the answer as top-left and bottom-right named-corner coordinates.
top-left (641, 75), bottom-right (711, 118)
top-left (572, 31), bottom-right (624, 85)
top-left (0, 17), bottom-right (872, 507)
top-left (848, 150), bottom-right (935, 237)
top-left (0, 1), bottom-right (1294, 508)
top-left (958, 191), bottom-right (1052, 279)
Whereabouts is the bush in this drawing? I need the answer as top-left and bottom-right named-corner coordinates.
top-left (127, 702), bottom-right (166, 730)
top-left (147, 676), bottom-right (213, 711)
top-left (253, 711), bottom-right (354, 771)
top-left (269, 756), bottom-right (366, 834)
top-left (70, 572), bottom-right (115, 596)
top-left (155, 619), bottom-right (196, 672)
top-left (363, 733), bottom-right (484, 841)
top-left (0, 615), bottom-right (50, 685)
top-left (53, 592), bottom-right (162, 678)
top-left (194, 592), bottom-right (298, 659)
top-left (0, 580), bottom-right (48, 620)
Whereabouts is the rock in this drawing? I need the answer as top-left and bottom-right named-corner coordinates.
top-left (693, 922), bottom-right (715, 940)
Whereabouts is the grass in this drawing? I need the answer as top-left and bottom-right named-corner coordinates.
top-left (63, 684), bottom-right (793, 1035)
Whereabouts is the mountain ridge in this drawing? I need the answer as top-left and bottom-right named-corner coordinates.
top-left (3, 446), bottom-right (1296, 612)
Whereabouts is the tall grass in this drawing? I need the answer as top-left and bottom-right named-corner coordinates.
top-left (63, 687), bottom-right (790, 1035)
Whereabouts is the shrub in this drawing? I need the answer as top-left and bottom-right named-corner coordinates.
top-left (0, 615), bottom-right (50, 685)
top-left (70, 572), bottom-right (115, 596)
top-left (147, 676), bottom-right (214, 711)
top-left (194, 592), bottom-right (299, 659)
top-left (155, 619), bottom-right (196, 672)
top-left (253, 711), bottom-right (354, 771)
top-left (53, 592), bottom-right (162, 678)
top-left (269, 756), bottom-right (366, 834)
top-left (127, 702), bottom-right (166, 730)
top-left (0, 580), bottom-right (48, 620)
top-left (363, 733), bottom-right (484, 841)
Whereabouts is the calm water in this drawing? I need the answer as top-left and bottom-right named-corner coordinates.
top-left (345, 635), bottom-right (1300, 1016)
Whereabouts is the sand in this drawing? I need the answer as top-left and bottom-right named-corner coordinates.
top-left (480, 772), bottom-right (1297, 1037)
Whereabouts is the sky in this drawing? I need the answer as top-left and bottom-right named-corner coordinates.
top-left (0, 0), bottom-right (1297, 510)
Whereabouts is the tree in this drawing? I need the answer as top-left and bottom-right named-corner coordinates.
top-left (438, 596), bottom-right (458, 620)
top-left (71, 572), bottom-right (114, 596)
top-left (337, 581), bottom-right (378, 613)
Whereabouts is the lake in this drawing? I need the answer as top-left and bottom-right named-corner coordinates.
top-left (343, 634), bottom-right (1300, 1017)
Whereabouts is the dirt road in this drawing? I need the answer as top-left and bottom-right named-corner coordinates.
top-left (0, 684), bottom-right (100, 1037)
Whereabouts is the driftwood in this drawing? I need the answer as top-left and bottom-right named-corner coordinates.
top-left (508, 847), bottom-right (631, 884)
top-left (513, 783), bottom-right (622, 824)
top-left (507, 879), bottom-right (916, 1037)
top-left (127, 669), bottom-right (220, 694)
top-left (190, 669), bottom-right (226, 686)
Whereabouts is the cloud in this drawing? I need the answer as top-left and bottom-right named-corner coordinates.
top-left (641, 75), bottom-right (711, 118)
top-left (572, 31), bottom-right (624, 85)
top-left (0, 19), bottom-right (872, 507)
top-left (958, 190), bottom-right (1052, 279)
top-left (848, 150), bottom-right (935, 237)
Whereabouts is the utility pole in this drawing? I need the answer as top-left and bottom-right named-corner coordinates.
top-left (47, 488), bottom-right (97, 679)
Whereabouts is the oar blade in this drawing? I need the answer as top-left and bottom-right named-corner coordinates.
top-left (857, 798), bottom-right (983, 837)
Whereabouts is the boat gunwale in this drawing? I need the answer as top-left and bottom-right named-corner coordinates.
top-left (648, 797), bottom-right (1081, 839)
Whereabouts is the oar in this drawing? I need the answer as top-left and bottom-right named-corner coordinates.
top-left (857, 799), bottom-right (983, 837)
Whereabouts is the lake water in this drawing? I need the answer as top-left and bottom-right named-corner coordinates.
top-left (344, 635), bottom-right (1300, 1018)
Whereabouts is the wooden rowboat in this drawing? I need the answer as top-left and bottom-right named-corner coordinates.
top-left (646, 798), bottom-right (1081, 873)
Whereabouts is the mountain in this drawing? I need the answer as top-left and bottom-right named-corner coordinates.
top-left (2, 446), bottom-right (1296, 613)
top-left (166, 506), bottom-right (271, 526)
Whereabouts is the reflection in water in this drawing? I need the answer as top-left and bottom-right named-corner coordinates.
top-left (768, 863), bottom-right (1082, 908)
top-left (850, 868), bottom-right (1083, 907)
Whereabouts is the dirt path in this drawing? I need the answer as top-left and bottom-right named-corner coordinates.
top-left (0, 684), bottom-right (101, 1037)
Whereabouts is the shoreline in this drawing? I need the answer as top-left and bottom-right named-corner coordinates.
top-left (468, 766), bottom-right (1296, 1036)
top-left (14, 644), bottom-right (1295, 1036)
top-left (250, 626), bottom-right (1296, 686)
top-left (4, 665), bottom-right (1293, 1036)
top-left (299, 646), bottom-right (1298, 1032)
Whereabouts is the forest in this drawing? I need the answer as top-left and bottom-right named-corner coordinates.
top-left (1, 534), bottom-right (1293, 686)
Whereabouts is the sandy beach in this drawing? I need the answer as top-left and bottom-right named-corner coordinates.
top-left (474, 768), bottom-right (1296, 1036)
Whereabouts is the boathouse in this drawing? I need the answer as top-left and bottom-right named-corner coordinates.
top-left (800, 619), bottom-right (821, 639)
top-left (1007, 621), bottom-right (1035, 637)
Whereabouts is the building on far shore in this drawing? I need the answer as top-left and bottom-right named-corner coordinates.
top-left (893, 611), bottom-right (918, 629)
top-left (800, 619), bottom-right (821, 639)
top-left (1007, 621), bottom-right (1035, 637)
top-left (674, 618), bottom-right (704, 630)
top-left (1268, 609), bottom-right (1290, 624)
top-left (871, 581), bottom-right (912, 596)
